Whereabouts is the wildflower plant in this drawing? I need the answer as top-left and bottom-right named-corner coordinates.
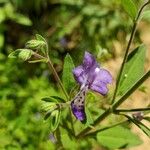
top-left (8, 1), bottom-right (150, 149)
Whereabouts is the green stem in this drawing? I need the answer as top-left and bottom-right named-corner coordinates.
top-left (45, 47), bottom-right (75, 134)
top-left (47, 57), bottom-right (69, 100)
top-left (111, 0), bottom-right (150, 104)
top-left (33, 51), bottom-right (69, 100)
top-left (114, 107), bottom-right (150, 113)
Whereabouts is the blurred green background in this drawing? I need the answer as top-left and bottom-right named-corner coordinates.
top-left (0, 0), bottom-right (150, 149)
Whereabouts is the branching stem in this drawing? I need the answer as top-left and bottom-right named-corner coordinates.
top-left (76, 1), bottom-right (150, 138)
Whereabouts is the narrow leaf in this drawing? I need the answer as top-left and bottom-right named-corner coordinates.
top-left (50, 110), bottom-right (61, 132)
top-left (62, 54), bottom-right (76, 93)
top-left (41, 96), bottom-right (65, 103)
top-left (97, 126), bottom-right (142, 149)
top-left (121, 0), bottom-right (137, 19)
top-left (50, 96), bottom-right (66, 103)
top-left (41, 97), bottom-right (58, 103)
top-left (117, 45), bottom-right (146, 96)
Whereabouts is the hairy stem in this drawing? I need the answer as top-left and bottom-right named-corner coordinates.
top-left (111, 0), bottom-right (150, 104)
top-left (33, 49), bottom-right (69, 100)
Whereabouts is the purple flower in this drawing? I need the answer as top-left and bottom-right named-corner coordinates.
top-left (71, 51), bottom-right (112, 121)
top-left (73, 51), bottom-right (112, 95)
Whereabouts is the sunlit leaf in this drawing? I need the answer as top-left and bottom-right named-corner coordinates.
top-left (117, 45), bottom-right (146, 96)
top-left (121, 0), bottom-right (137, 19)
top-left (97, 126), bottom-right (142, 149)
top-left (12, 14), bottom-right (32, 26)
top-left (62, 54), bottom-right (76, 93)
top-left (141, 10), bottom-right (150, 22)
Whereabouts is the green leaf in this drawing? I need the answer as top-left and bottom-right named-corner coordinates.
top-left (50, 96), bottom-right (66, 103)
top-left (8, 49), bottom-right (33, 61)
top-left (50, 110), bottom-right (61, 132)
top-left (141, 10), bottom-right (150, 22)
top-left (41, 97), bottom-right (58, 103)
top-left (113, 70), bottom-right (150, 109)
top-left (62, 54), bottom-right (76, 93)
top-left (97, 126), bottom-right (142, 149)
top-left (41, 96), bottom-right (65, 103)
top-left (12, 14), bottom-right (32, 26)
top-left (25, 40), bottom-right (46, 49)
top-left (121, 0), bottom-right (137, 19)
top-left (41, 102), bottom-right (57, 112)
top-left (117, 45), bottom-right (146, 96)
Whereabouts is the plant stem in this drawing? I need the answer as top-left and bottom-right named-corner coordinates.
top-left (76, 1), bottom-right (150, 138)
top-left (114, 107), bottom-right (150, 113)
top-left (111, 0), bottom-right (150, 104)
top-left (33, 51), bottom-right (69, 100)
top-left (47, 56), bottom-right (69, 100)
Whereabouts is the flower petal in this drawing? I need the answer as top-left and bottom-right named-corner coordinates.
top-left (71, 101), bottom-right (86, 121)
top-left (83, 51), bottom-right (98, 69)
top-left (94, 68), bottom-right (112, 84)
top-left (73, 65), bottom-right (85, 84)
top-left (89, 68), bottom-right (112, 95)
top-left (90, 81), bottom-right (108, 95)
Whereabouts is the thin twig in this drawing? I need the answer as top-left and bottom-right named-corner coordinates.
top-left (114, 107), bottom-right (150, 113)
